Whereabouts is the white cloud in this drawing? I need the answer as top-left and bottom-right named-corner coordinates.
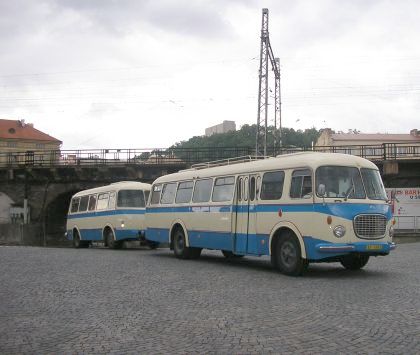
top-left (0, 0), bottom-right (419, 149)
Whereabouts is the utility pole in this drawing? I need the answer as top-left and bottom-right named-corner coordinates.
top-left (256, 8), bottom-right (281, 156)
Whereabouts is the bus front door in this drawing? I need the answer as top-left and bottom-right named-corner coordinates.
top-left (234, 175), bottom-right (258, 255)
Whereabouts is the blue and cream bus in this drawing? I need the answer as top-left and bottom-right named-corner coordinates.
top-left (66, 181), bottom-right (153, 249)
top-left (145, 152), bottom-right (396, 275)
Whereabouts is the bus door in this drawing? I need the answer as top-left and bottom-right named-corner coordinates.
top-left (234, 175), bottom-right (258, 254)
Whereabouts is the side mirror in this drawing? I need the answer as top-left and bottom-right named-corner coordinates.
top-left (317, 184), bottom-right (326, 197)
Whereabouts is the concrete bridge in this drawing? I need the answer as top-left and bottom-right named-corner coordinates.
top-left (0, 144), bottom-right (419, 245)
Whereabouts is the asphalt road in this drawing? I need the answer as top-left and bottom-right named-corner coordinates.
top-left (0, 243), bottom-right (419, 354)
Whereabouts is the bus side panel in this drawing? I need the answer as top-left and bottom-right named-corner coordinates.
top-left (188, 205), bottom-right (233, 250)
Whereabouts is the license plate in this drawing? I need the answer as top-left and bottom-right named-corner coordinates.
top-left (366, 245), bottom-right (382, 250)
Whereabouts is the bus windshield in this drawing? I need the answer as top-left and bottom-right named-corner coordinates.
top-left (361, 168), bottom-right (387, 200)
top-left (316, 166), bottom-right (366, 199)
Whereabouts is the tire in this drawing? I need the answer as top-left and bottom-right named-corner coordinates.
top-left (222, 250), bottom-right (244, 258)
top-left (173, 228), bottom-right (201, 259)
top-left (340, 254), bottom-right (369, 270)
top-left (273, 232), bottom-right (308, 276)
top-left (105, 228), bottom-right (120, 249)
top-left (73, 230), bottom-right (82, 249)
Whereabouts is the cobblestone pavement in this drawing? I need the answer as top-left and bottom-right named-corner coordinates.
top-left (0, 244), bottom-right (419, 355)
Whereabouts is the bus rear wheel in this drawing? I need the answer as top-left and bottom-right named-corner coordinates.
top-left (273, 232), bottom-right (308, 276)
top-left (340, 254), bottom-right (369, 270)
top-left (173, 228), bottom-right (201, 259)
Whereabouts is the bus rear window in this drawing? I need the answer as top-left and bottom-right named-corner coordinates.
top-left (117, 190), bottom-right (145, 208)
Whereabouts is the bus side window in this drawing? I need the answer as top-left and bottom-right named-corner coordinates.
top-left (70, 197), bottom-right (80, 213)
top-left (256, 176), bottom-right (261, 200)
top-left (192, 179), bottom-right (213, 203)
top-left (290, 169), bottom-right (313, 199)
top-left (243, 177), bottom-right (249, 201)
top-left (261, 171), bottom-right (284, 200)
top-left (212, 177), bottom-right (235, 202)
top-left (250, 176), bottom-right (256, 201)
top-left (88, 195), bottom-right (97, 211)
top-left (161, 183), bottom-right (177, 204)
top-left (144, 190), bottom-right (150, 204)
top-left (150, 184), bottom-right (162, 205)
top-left (237, 177), bottom-right (243, 201)
top-left (78, 195), bottom-right (89, 212)
top-left (175, 181), bottom-right (193, 203)
top-left (97, 193), bottom-right (110, 210)
top-left (108, 192), bottom-right (116, 209)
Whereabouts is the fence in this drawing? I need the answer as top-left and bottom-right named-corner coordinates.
top-left (0, 143), bottom-right (419, 168)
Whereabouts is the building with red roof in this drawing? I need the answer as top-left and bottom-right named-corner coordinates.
top-left (0, 119), bottom-right (62, 165)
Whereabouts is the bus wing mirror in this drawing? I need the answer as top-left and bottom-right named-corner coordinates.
top-left (317, 184), bottom-right (326, 197)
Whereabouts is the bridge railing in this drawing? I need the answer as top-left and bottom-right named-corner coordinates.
top-left (0, 143), bottom-right (419, 168)
top-left (312, 143), bottom-right (420, 161)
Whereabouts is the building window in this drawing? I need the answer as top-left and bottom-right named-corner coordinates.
top-left (35, 143), bottom-right (45, 149)
top-left (7, 141), bottom-right (17, 148)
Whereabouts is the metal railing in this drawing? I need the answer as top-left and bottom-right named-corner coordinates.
top-left (313, 142), bottom-right (420, 161)
top-left (0, 142), bottom-right (419, 168)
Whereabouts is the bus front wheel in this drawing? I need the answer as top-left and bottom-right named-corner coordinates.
top-left (73, 230), bottom-right (88, 249)
top-left (173, 228), bottom-right (201, 259)
top-left (340, 254), bottom-right (369, 270)
top-left (105, 229), bottom-right (120, 249)
top-left (273, 232), bottom-right (308, 276)
top-left (73, 230), bottom-right (81, 248)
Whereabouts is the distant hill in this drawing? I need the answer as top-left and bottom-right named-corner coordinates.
top-left (171, 124), bottom-right (321, 151)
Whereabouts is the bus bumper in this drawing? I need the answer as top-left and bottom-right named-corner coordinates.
top-left (303, 236), bottom-right (396, 261)
top-left (316, 241), bottom-right (396, 254)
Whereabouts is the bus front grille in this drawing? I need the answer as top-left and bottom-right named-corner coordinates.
top-left (353, 214), bottom-right (387, 239)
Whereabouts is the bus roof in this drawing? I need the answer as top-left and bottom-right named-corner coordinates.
top-left (152, 152), bottom-right (379, 184)
top-left (73, 181), bottom-right (151, 198)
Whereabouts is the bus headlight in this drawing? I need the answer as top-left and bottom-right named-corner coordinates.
top-left (333, 225), bottom-right (346, 238)
top-left (389, 225), bottom-right (395, 238)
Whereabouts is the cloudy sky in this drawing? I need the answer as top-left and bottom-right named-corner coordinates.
top-left (1, 0), bottom-right (419, 149)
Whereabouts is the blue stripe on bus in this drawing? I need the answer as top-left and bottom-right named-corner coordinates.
top-left (146, 228), bottom-right (170, 243)
top-left (146, 228), bottom-right (270, 256)
top-left (67, 209), bottom-right (145, 219)
top-left (67, 228), bottom-right (142, 241)
top-left (146, 203), bottom-right (391, 221)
